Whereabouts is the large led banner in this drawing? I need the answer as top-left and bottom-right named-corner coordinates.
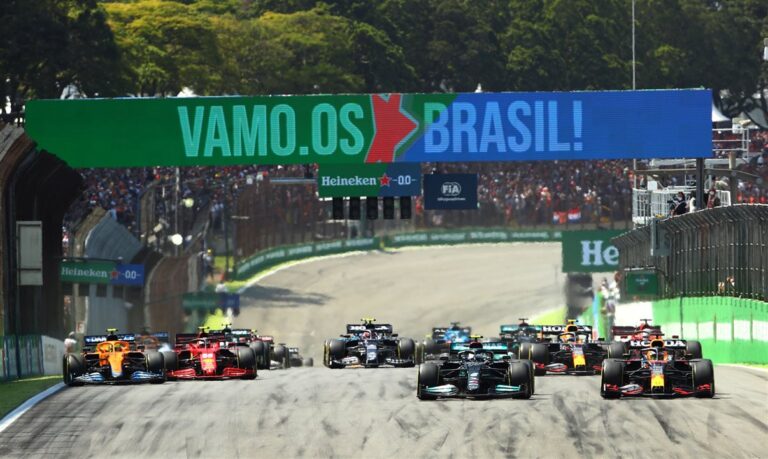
top-left (25, 90), bottom-right (711, 168)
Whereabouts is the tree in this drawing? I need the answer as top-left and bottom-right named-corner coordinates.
top-left (103, 0), bottom-right (223, 95)
top-left (0, 0), bottom-right (126, 105)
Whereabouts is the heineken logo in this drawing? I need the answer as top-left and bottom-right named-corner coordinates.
top-left (320, 175), bottom-right (391, 187)
top-left (317, 164), bottom-right (420, 198)
top-left (561, 230), bottom-right (623, 273)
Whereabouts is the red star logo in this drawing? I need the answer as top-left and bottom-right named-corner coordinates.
top-left (366, 94), bottom-right (417, 163)
top-left (110, 270), bottom-right (119, 280)
top-left (379, 173), bottom-right (391, 187)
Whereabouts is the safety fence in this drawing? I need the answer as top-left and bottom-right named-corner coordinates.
top-left (652, 296), bottom-right (768, 364)
top-left (613, 205), bottom-right (768, 301)
top-left (0, 335), bottom-right (63, 380)
top-left (233, 229), bottom-right (563, 281)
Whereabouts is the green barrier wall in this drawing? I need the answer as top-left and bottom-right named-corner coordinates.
top-left (652, 297), bottom-right (768, 364)
top-left (0, 335), bottom-right (45, 380)
top-left (234, 237), bottom-right (382, 280)
top-left (233, 229), bottom-right (563, 281)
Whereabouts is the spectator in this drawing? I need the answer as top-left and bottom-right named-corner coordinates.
top-left (670, 192), bottom-right (688, 216)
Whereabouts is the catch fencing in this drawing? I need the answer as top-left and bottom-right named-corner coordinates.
top-left (613, 205), bottom-right (768, 301)
top-left (0, 335), bottom-right (63, 380)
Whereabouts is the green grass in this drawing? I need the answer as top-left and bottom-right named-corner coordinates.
top-left (0, 375), bottom-right (61, 419)
top-left (531, 306), bottom-right (566, 325)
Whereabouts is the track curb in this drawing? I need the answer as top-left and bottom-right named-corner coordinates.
top-left (0, 382), bottom-right (65, 434)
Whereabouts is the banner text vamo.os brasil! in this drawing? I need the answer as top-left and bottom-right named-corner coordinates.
top-left (25, 90), bottom-right (711, 168)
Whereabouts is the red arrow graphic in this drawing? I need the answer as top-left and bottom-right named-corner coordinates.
top-left (366, 94), bottom-right (417, 163)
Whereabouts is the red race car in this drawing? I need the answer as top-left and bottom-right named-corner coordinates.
top-left (167, 329), bottom-right (256, 380)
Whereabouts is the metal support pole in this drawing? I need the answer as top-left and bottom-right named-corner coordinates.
top-left (223, 177), bottom-right (230, 277)
top-left (631, 0), bottom-right (638, 188)
top-left (696, 158), bottom-right (704, 210)
top-left (174, 167), bottom-right (180, 256)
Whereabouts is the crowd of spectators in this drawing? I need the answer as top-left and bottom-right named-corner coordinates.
top-left (63, 130), bottom-right (768, 242)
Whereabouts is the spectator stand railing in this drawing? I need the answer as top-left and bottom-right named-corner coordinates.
top-left (632, 186), bottom-right (731, 226)
top-left (614, 204), bottom-right (768, 301)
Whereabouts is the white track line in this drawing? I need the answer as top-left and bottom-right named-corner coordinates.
top-left (0, 382), bottom-right (65, 434)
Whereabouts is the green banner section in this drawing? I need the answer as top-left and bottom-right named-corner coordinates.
top-left (652, 296), bottom-right (768, 364)
top-left (234, 237), bottom-right (382, 280)
top-left (60, 261), bottom-right (116, 284)
top-left (26, 93), bottom-right (455, 168)
top-left (625, 270), bottom-right (659, 298)
top-left (385, 229), bottom-right (562, 247)
top-left (233, 229), bottom-right (563, 280)
top-left (561, 230), bottom-right (623, 273)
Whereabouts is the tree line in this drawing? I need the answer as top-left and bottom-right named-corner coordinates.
top-left (2, 0), bottom-right (767, 116)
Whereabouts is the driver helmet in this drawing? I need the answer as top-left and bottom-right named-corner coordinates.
top-left (362, 330), bottom-right (372, 340)
top-left (465, 352), bottom-right (475, 361)
top-left (560, 333), bottom-right (576, 343)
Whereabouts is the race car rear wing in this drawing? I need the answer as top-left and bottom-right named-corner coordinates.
top-left (450, 342), bottom-right (509, 353)
top-left (499, 324), bottom-right (542, 333)
top-left (540, 325), bottom-right (592, 335)
top-left (612, 325), bottom-right (662, 340)
top-left (83, 334), bottom-right (136, 351)
top-left (627, 339), bottom-right (686, 349)
top-left (431, 327), bottom-right (448, 339)
top-left (346, 324), bottom-right (394, 334)
top-left (174, 332), bottom-right (226, 345)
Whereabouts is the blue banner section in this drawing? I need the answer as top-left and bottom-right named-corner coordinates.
top-left (424, 173), bottom-right (478, 210)
top-left (400, 89), bottom-right (711, 162)
top-left (379, 164), bottom-right (421, 197)
top-left (113, 264), bottom-right (145, 286)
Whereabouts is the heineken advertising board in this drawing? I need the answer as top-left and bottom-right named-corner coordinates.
top-left (625, 270), bottom-right (660, 297)
top-left (60, 261), bottom-right (145, 286)
top-left (561, 230), bottom-right (624, 273)
top-left (317, 164), bottom-right (421, 197)
top-left (26, 90), bottom-right (711, 168)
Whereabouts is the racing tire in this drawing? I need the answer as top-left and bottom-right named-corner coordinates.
top-left (691, 359), bottom-right (715, 398)
top-left (414, 342), bottom-right (423, 364)
top-left (145, 351), bottom-right (166, 383)
top-left (686, 340), bottom-right (703, 360)
top-left (161, 351), bottom-right (178, 372)
top-left (398, 338), bottom-right (416, 365)
top-left (507, 361), bottom-right (532, 399)
top-left (250, 341), bottom-right (269, 370)
top-left (518, 342), bottom-right (532, 360)
top-left (417, 363), bottom-right (440, 400)
top-left (607, 342), bottom-right (627, 359)
top-left (519, 359), bottom-right (535, 395)
top-left (302, 357), bottom-right (314, 367)
top-left (236, 347), bottom-right (257, 379)
top-left (323, 340), bottom-right (330, 367)
top-left (63, 353), bottom-right (85, 386)
top-left (328, 339), bottom-right (346, 368)
top-left (423, 338), bottom-right (440, 357)
top-left (272, 345), bottom-right (289, 369)
top-left (601, 358), bottom-right (625, 399)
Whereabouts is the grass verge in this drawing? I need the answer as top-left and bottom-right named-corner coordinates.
top-left (530, 306), bottom-right (566, 325)
top-left (0, 375), bottom-right (61, 419)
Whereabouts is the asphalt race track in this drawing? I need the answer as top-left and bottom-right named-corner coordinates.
top-left (1, 244), bottom-right (766, 458)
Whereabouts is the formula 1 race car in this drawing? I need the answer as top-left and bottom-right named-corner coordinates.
top-left (324, 318), bottom-right (415, 368)
top-left (606, 320), bottom-right (702, 360)
top-left (498, 318), bottom-right (544, 356)
top-left (287, 346), bottom-right (313, 367)
top-left (601, 337), bottom-right (715, 398)
top-left (167, 329), bottom-right (256, 379)
top-left (416, 322), bottom-right (472, 363)
top-left (417, 340), bottom-right (533, 400)
top-left (209, 327), bottom-right (283, 370)
top-left (62, 329), bottom-right (166, 386)
top-left (518, 320), bottom-right (607, 375)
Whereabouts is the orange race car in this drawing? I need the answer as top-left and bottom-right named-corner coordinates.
top-left (63, 328), bottom-right (167, 385)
